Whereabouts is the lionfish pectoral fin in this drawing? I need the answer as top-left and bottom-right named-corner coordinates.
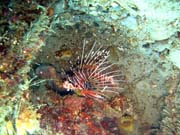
top-left (79, 90), bottom-right (107, 100)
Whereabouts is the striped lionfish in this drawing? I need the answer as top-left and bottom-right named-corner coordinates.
top-left (62, 40), bottom-right (125, 100)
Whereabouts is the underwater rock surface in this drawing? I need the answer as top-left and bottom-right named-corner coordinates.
top-left (0, 0), bottom-right (180, 135)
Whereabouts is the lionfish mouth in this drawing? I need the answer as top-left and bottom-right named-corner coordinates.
top-left (62, 39), bottom-right (125, 99)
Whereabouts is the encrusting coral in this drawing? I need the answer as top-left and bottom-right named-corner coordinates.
top-left (159, 74), bottom-right (180, 135)
top-left (5, 105), bottom-right (41, 135)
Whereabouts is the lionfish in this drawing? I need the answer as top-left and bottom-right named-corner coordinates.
top-left (62, 40), bottom-right (125, 100)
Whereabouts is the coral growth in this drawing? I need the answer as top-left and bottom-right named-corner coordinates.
top-left (37, 94), bottom-right (135, 135)
top-left (6, 106), bottom-right (41, 135)
top-left (1, 0), bottom-right (179, 134)
top-left (159, 74), bottom-right (180, 135)
top-left (0, 1), bottom-right (53, 135)
top-left (118, 115), bottom-right (135, 132)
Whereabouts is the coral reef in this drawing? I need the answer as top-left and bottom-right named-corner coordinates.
top-left (1, 0), bottom-right (180, 134)
top-left (159, 74), bottom-right (180, 135)
top-left (5, 105), bottom-right (41, 135)
top-left (37, 94), bottom-right (135, 135)
top-left (0, 0), bottom-right (54, 134)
